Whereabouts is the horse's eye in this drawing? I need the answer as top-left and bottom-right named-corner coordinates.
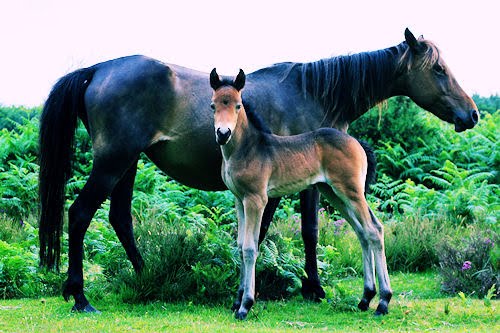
top-left (210, 103), bottom-right (215, 111)
top-left (433, 64), bottom-right (445, 75)
top-left (235, 104), bottom-right (242, 111)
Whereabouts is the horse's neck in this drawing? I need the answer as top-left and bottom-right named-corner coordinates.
top-left (301, 43), bottom-right (407, 126)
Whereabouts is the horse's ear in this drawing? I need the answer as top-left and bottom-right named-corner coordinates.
top-left (233, 69), bottom-right (246, 91)
top-left (210, 68), bottom-right (222, 90)
top-left (404, 28), bottom-right (425, 53)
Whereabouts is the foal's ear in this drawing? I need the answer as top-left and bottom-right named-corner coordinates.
top-left (210, 68), bottom-right (222, 90)
top-left (233, 69), bottom-right (246, 91)
top-left (404, 28), bottom-right (425, 53)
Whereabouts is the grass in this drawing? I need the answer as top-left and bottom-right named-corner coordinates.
top-left (0, 273), bottom-right (497, 332)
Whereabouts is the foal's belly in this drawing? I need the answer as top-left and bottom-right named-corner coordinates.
top-left (267, 172), bottom-right (327, 198)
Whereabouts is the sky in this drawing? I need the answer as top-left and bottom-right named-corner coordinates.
top-left (0, 0), bottom-right (498, 106)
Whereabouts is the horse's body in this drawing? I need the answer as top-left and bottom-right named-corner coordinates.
top-left (210, 69), bottom-right (390, 319)
top-left (39, 29), bottom-right (478, 312)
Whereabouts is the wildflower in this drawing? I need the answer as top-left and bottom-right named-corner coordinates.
top-left (461, 261), bottom-right (472, 271)
top-left (484, 238), bottom-right (494, 248)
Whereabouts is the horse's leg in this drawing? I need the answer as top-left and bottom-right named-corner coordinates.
top-left (108, 159), bottom-right (144, 274)
top-left (299, 188), bottom-right (325, 301)
top-left (63, 155), bottom-right (138, 312)
top-left (258, 197), bottom-right (281, 244)
top-left (232, 198), bottom-right (245, 312)
top-left (235, 195), bottom-right (266, 320)
top-left (316, 184), bottom-right (377, 311)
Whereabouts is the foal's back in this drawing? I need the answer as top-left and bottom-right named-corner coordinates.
top-left (259, 128), bottom-right (367, 198)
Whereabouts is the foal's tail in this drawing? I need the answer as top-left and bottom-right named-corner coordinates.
top-left (358, 140), bottom-right (377, 194)
top-left (39, 67), bottom-right (96, 271)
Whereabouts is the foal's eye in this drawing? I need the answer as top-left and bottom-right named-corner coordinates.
top-left (235, 104), bottom-right (242, 111)
top-left (210, 103), bottom-right (215, 111)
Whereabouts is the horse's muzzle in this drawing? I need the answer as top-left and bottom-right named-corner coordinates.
top-left (454, 109), bottom-right (479, 132)
top-left (216, 128), bottom-right (232, 145)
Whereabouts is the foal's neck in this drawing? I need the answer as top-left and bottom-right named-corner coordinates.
top-left (221, 107), bottom-right (268, 160)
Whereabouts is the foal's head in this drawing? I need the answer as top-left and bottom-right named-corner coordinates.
top-left (210, 68), bottom-right (246, 145)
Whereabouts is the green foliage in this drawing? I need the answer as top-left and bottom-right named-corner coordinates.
top-left (472, 94), bottom-right (500, 114)
top-left (0, 102), bottom-right (498, 305)
top-left (0, 105), bottom-right (40, 130)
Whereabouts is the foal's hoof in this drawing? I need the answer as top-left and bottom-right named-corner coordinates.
top-left (231, 301), bottom-right (241, 312)
top-left (358, 299), bottom-right (370, 311)
top-left (235, 309), bottom-right (248, 320)
top-left (374, 303), bottom-right (388, 316)
top-left (71, 303), bottom-right (101, 314)
top-left (301, 278), bottom-right (325, 302)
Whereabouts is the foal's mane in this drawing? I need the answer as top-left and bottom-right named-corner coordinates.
top-left (297, 39), bottom-right (440, 122)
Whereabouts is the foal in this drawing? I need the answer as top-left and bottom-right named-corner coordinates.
top-left (210, 68), bottom-right (392, 320)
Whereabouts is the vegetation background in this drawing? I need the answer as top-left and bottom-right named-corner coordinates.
top-left (0, 95), bottom-right (498, 330)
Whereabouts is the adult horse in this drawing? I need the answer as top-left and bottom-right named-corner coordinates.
top-left (39, 28), bottom-right (478, 312)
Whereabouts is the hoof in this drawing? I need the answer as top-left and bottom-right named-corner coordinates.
top-left (301, 278), bottom-right (325, 302)
top-left (231, 301), bottom-right (240, 312)
top-left (374, 303), bottom-right (388, 316)
top-left (358, 299), bottom-right (370, 311)
top-left (235, 310), bottom-right (248, 320)
top-left (71, 303), bottom-right (101, 314)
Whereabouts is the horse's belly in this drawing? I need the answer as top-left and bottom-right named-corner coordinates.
top-left (145, 140), bottom-right (226, 191)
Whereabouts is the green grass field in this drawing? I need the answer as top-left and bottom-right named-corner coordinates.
top-left (0, 273), bottom-right (497, 332)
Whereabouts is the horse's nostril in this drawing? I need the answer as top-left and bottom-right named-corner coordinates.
top-left (471, 109), bottom-right (479, 124)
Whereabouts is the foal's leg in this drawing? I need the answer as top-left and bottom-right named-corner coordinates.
top-left (232, 198), bottom-right (245, 312)
top-left (235, 195), bottom-right (266, 320)
top-left (63, 155), bottom-right (138, 312)
top-left (317, 184), bottom-right (377, 311)
top-left (108, 159), bottom-right (144, 273)
top-left (299, 188), bottom-right (325, 301)
top-left (367, 207), bottom-right (392, 315)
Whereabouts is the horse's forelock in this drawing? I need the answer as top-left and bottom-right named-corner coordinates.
top-left (397, 39), bottom-right (440, 72)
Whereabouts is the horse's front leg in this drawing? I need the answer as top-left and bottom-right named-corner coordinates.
top-left (235, 195), bottom-right (267, 320)
top-left (299, 188), bottom-right (325, 301)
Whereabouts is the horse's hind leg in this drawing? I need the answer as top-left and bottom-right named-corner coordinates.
top-left (109, 159), bottom-right (144, 273)
top-left (64, 154), bottom-right (139, 312)
top-left (299, 188), bottom-right (325, 301)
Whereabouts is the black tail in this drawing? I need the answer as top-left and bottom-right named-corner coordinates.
top-left (358, 140), bottom-right (377, 193)
top-left (39, 67), bottom-right (96, 271)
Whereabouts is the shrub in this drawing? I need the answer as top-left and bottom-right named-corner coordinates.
top-left (438, 229), bottom-right (499, 298)
top-left (384, 213), bottom-right (448, 272)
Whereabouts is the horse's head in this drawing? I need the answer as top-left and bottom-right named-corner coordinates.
top-left (398, 28), bottom-right (479, 132)
top-left (210, 68), bottom-right (246, 145)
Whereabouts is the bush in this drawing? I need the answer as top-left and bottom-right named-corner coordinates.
top-left (438, 229), bottom-right (498, 298)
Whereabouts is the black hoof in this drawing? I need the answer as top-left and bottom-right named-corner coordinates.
top-left (235, 310), bottom-right (248, 320)
top-left (71, 303), bottom-right (101, 314)
top-left (358, 299), bottom-right (370, 311)
top-left (374, 304), bottom-right (388, 316)
top-left (231, 301), bottom-right (241, 312)
top-left (301, 278), bottom-right (325, 302)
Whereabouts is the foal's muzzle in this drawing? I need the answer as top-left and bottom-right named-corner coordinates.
top-left (216, 128), bottom-right (232, 145)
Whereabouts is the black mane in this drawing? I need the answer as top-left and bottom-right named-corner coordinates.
top-left (242, 101), bottom-right (272, 134)
top-left (299, 42), bottom-right (408, 122)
